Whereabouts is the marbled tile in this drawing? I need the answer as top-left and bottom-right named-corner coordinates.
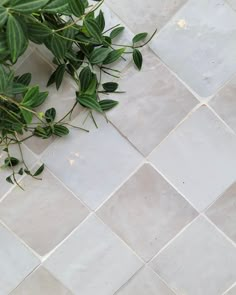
top-left (98, 164), bottom-right (197, 261)
top-left (116, 266), bottom-right (175, 295)
top-left (206, 182), bottom-right (236, 243)
top-left (150, 0), bottom-right (236, 97)
top-left (0, 223), bottom-right (39, 295)
top-left (106, 0), bottom-right (187, 34)
top-left (107, 48), bottom-right (197, 156)
top-left (16, 50), bottom-right (79, 154)
top-left (226, 285), bottom-right (236, 295)
top-left (0, 144), bottom-right (37, 200)
top-left (150, 216), bottom-right (236, 295)
top-left (10, 267), bottom-right (73, 295)
top-left (44, 215), bottom-right (142, 295)
top-left (226, 0), bottom-right (236, 11)
top-left (149, 106), bottom-right (236, 211)
top-left (42, 112), bottom-right (143, 210)
top-left (0, 166), bottom-right (88, 256)
top-left (210, 75), bottom-right (236, 133)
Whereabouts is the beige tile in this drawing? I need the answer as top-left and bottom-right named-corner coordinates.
top-left (42, 112), bottom-right (143, 210)
top-left (116, 266), bottom-right (175, 295)
top-left (150, 0), bottom-right (236, 97)
top-left (210, 75), bottom-right (236, 133)
top-left (0, 144), bottom-right (37, 200)
top-left (0, 167), bottom-right (88, 256)
top-left (206, 182), bottom-right (236, 243)
top-left (106, 0), bottom-right (187, 34)
top-left (149, 106), bottom-right (236, 211)
top-left (16, 50), bottom-right (79, 154)
top-left (150, 216), bottom-right (236, 295)
top-left (10, 267), bottom-right (73, 295)
top-left (226, 285), bottom-right (236, 295)
top-left (227, 0), bottom-right (236, 11)
top-left (0, 223), bottom-right (39, 295)
top-left (108, 48), bottom-right (197, 156)
top-left (98, 164), bottom-right (197, 261)
top-left (44, 214), bottom-right (143, 295)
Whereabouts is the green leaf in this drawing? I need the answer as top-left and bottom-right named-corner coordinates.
top-left (45, 107), bottom-right (56, 123)
top-left (21, 108), bottom-right (33, 124)
top-left (46, 34), bottom-right (66, 59)
top-left (28, 22), bottom-right (52, 43)
top-left (11, 83), bottom-right (28, 94)
top-left (77, 94), bottom-right (102, 112)
top-left (132, 32), bottom-right (148, 44)
top-left (103, 48), bottom-right (125, 64)
top-left (96, 10), bottom-right (105, 31)
top-left (4, 156), bottom-right (20, 167)
top-left (32, 91), bottom-right (48, 108)
top-left (110, 26), bottom-right (124, 39)
top-left (42, 0), bottom-right (69, 13)
top-left (84, 74), bottom-right (97, 95)
top-left (89, 47), bottom-right (110, 64)
top-left (0, 65), bottom-right (8, 93)
top-left (34, 164), bottom-right (45, 176)
top-left (0, 6), bottom-right (8, 28)
top-left (99, 99), bottom-right (118, 111)
top-left (102, 82), bottom-right (118, 92)
top-left (133, 49), bottom-right (143, 70)
top-left (15, 73), bottom-right (32, 86)
top-left (10, 0), bottom-right (50, 13)
top-left (79, 66), bottom-right (92, 92)
top-left (84, 19), bottom-right (103, 43)
top-left (53, 125), bottom-right (69, 137)
top-left (7, 14), bottom-right (27, 63)
top-left (55, 64), bottom-right (66, 90)
top-left (69, 0), bottom-right (85, 17)
top-left (21, 86), bottom-right (39, 108)
top-left (6, 176), bottom-right (14, 184)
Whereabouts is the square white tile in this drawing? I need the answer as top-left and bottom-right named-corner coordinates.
top-left (206, 181), bottom-right (236, 243)
top-left (44, 214), bottom-right (142, 295)
top-left (116, 266), bottom-right (175, 295)
top-left (106, 0), bottom-right (187, 34)
top-left (149, 106), bottom-right (236, 211)
top-left (42, 112), bottom-right (143, 210)
top-left (10, 267), bottom-right (73, 295)
top-left (98, 164), bottom-right (197, 261)
top-left (0, 167), bottom-right (88, 256)
top-left (150, 0), bottom-right (236, 97)
top-left (0, 223), bottom-right (39, 295)
top-left (150, 216), bottom-right (236, 295)
top-left (107, 48), bottom-right (197, 156)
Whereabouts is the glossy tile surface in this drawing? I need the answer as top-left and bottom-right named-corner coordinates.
top-left (44, 215), bottom-right (142, 295)
top-left (98, 164), bottom-right (197, 261)
top-left (0, 167), bottom-right (88, 256)
top-left (149, 106), bottom-right (236, 211)
top-left (150, 216), bottom-right (236, 295)
top-left (108, 48), bottom-right (197, 156)
top-left (150, 0), bottom-right (236, 97)
top-left (0, 223), bottom-right (39, 295)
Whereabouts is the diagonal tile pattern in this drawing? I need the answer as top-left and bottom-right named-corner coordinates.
top-left (1, 1), bottom-right (236, 294)
top-left (44, 215), bottom-right (143, 295)
top-left (150, 216), bottom-right (236, 295)
top-left (150, 0), bottom-right (236, 97)
top-left (98, 164), bottom-right (197, 261)
top-left (0, 167), bottom-right (89, 256)
top-left (0, 223), bottom-right (39, 295)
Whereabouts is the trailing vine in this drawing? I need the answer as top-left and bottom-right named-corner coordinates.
top-left (0, 0), bottom-right (156, 188)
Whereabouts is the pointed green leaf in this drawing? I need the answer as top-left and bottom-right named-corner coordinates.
top-left (77, 94), bottom-right (102, 112)
top-left (89, 47), bottom-right (110, 64)
top-left (53, 125), bottom-right (69, 136)
top-left (46, 34), bottom-right (66, 59)
top-left (21, 86), bottom-right (39, 108)
top-left (110, 26), bottom-right (124, 39)
top-left (42, 0), bottom-right (69, 13)
top-left (79, 66), bottom-right (92, 92)
top-left (55, 64), bottom-right (66, 90)
top-left (84, 18), bottom-right (103, 43)
top-left (33, 164), bottom-right (45, 176)
top-left (69, 0), bottom-right (85, 17)
top-left (45, 107), bottom-right (56, 123)
top-left (132, 32), bottom-right (148, 44)
top-left (0, 6), bottom-right (8, 28)
top-left (133, 49), bottom-right (143, 70)
top-left (10, 0), bottom-right (50, 13)
top-left (99, 99), bottom-right (118, 111)
top-left (103, 48), bottom-right (125, 64)
top-left (15, 73), bottom-right (32, 86)
top-left (96, 10), bottom-right (105, 31)
top-left (7, 14), bottom-right (27, 63)
top-left (21, 108), bottom-right (33, 124)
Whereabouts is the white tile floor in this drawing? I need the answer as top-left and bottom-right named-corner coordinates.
top-left (1, 1), bottom-right (236, 294)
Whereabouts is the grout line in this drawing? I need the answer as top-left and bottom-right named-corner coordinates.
top-left (222, 281), bottom-right (236, 295)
